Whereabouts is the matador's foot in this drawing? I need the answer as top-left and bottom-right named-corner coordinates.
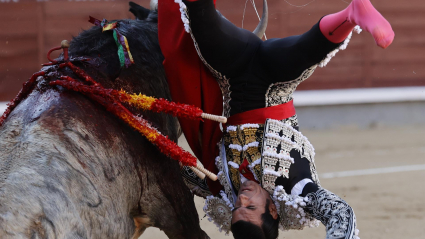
top-left (348, 0), bottom-right (394, 48)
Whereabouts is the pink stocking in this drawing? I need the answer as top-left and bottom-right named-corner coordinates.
top-left (320, 0), bottom-right (394, 49)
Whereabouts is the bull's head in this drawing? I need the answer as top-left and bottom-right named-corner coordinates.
top-left (253, 0), bottom-right (268, 39)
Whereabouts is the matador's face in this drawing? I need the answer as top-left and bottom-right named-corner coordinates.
top-left (231, 180), bottom-right (278, 227)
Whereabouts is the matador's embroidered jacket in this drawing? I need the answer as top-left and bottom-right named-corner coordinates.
top-left (158, 0), bottom-right (360, 238)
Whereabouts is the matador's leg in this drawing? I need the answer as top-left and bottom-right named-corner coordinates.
top-left (320, 0), bottom-right (394, 48)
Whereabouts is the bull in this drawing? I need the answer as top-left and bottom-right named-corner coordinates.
top-left (0, 4), bottom-right (208, 239)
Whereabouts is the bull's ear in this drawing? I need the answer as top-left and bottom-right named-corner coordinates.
top-left (129, 1), bottom-right (151, 20)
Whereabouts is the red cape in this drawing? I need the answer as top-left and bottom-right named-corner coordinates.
top-left (158, 0), bottom-right (223, 195)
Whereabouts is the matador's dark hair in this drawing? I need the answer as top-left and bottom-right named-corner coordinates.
top-left (231, 199), bottom-right (279, 239)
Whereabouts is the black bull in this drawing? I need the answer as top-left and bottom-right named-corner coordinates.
top-left (0, 9), bottom-right (209, 239)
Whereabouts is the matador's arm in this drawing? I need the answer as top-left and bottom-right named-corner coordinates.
top-left (301, 183), bottom-right (360, 239)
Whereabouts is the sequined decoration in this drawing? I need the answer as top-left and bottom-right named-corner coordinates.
top-left (262, 119), bottom-right (319, 194)
top-left (273, 186), bottom-right (320, 231)
top-left (223, 124), bottom-right (264, 192)
top-left (304, 188), bottom-right (360, 239)
top-left (203, 191), bottom-right (234, 234)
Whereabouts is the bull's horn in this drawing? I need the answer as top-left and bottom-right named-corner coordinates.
top-left (150, 0), bottom-right (158, 11)
top-left (252, 0), bottom-right (268, 39)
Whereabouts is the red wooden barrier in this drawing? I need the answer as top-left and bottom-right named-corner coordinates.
top-left (0, 0), bottom-right (424, 101)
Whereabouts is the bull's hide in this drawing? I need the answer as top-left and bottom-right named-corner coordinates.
top-left (0, 8), bottom-right (207, 239)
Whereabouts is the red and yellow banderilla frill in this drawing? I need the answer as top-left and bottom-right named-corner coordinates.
top-left (49, 78), bottom-right (220, 180)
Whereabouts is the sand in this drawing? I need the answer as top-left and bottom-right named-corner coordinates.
top-left (141, 125), bottom-right (425, 239)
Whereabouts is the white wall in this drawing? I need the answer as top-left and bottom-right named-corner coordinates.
top-left (0, 102), bottom-right (6, 115)
top-left (2, 87), bottom-right (424, 128)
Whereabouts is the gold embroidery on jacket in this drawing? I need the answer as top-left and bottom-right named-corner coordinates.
top-left (224, 125), bottom-right (265, 192)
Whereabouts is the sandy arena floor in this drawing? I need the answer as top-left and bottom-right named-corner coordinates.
top-left (141, 125), bottom-right (425, 239)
